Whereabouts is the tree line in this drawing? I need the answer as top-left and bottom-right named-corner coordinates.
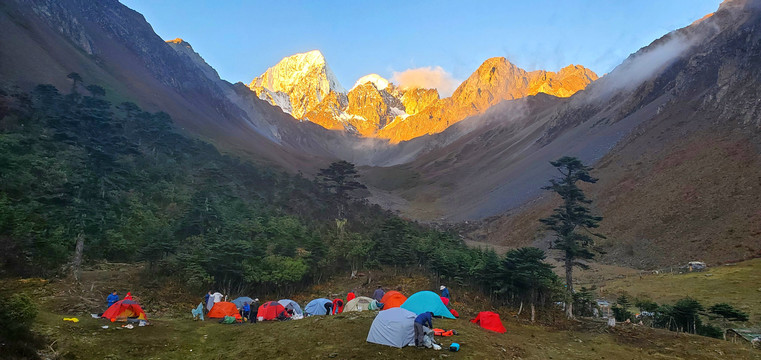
top-left (0, 79), bottom-right (561, 308)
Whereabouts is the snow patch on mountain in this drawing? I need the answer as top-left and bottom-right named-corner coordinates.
top-left (352, 74), bottom-right (390, 91)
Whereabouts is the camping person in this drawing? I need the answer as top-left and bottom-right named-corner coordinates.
top-left (277, 308), bottom-right (293, 321)
top-left (249, 298), bottom-right (260, 323)
top-left (212, 291), bottom-right (223, 303)
top-left (124, 292), bottom-right (133, 300)
top-left (323, 301), bottom-right (333, 315)
top-left (241, 302), bottom-right (251, 322)
top-left (332, 298), bottom-right (344, 314)
top-left (440, 285), bottom-right (450, 299)
top-left (204, 291), bottom-right (212, 311)
top-left (347, 290), bottom-right (356, 303)
top-left (414, 311), bottom-right (434, 347)
top-left (106, 291), bottom-right (119, 308)
top-left (372, 286), bottom-right (385, 302)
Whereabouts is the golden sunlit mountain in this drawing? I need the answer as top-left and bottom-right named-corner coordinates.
top-left (378, 59), bottom-right (598, 142)
top-left (249, 52), bottom-right (597, 142)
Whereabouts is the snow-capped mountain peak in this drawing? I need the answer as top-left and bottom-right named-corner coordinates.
top-left (248, 50), bottom-right (345, 118)
top-left (352, 73), bottom-right (390, 91)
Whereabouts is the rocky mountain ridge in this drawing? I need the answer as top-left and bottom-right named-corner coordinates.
top-left (249, 52), bottom-right (597, 142)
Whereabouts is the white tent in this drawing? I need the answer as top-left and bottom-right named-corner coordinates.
top-left (344, 296), bottom-right (377, 312)
top-left (366, 307), bottom-right (417, 348)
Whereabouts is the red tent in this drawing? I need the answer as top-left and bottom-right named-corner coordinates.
top-left (332, 298), bottom-right (344, 314)
top-left (470, 311), bottom-right (506, 333)
top-left (207, 301), bottom-right (239, 319)
top-left (257, 301), bottom-right (286, 321)
top-left (101, 300), bottom-right (147, 322)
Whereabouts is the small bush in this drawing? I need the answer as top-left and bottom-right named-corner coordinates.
top-left (0, 293), bottom-right (38, 339)
top-left (697, 324), bottom-right (723, 339)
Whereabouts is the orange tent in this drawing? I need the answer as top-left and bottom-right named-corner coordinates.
top-left (101, 300), bottom-right (147, 321)
top-left (380, 291), bottom-right (407, 309)
top-left (207, 301), bottom-right (239, 319)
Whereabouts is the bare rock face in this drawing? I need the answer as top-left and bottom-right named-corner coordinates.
top-left (401, 88), bottom-right (439, 115)
top-left (303, 91), bottom-right (350, 131)
top-left (345, 82), bottom-right (405, 136)
top-left (378, 58), bottom-right (598, 143)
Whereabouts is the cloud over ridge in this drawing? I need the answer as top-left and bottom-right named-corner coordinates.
top-left (391, 66), bottom-right (460, 97)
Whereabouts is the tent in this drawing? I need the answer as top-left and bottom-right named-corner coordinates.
top-left (344, 296), bottom-right (378, 312)
top-left (304, 298), bottom-right (333, 316)
top-left (232, 296), bottom-right (254, 309)
top-left (207, 301), bottom-right (239, 319)
top-left (278, 299), bottom-right (303, 316)
top-left (401, 291), bottom-right (455, 319)
top-left (101, 300), bottom-right (147, 321)
top-left (257, 301), bottom-right (287, 321)
top-left (470, 311), bottom-right (506, 333)
top-left (440, 297), bottom-right (450, 306)
top-left (380, 291), bottom-right (406, 309)
top-left (366, 307), bottom-right (417, 348)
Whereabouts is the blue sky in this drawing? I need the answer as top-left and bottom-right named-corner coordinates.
top-left (120, 0), bottom-right (720, 94)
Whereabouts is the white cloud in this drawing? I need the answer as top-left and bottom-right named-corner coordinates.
top-left (391, 66), bottom-right (460, 97)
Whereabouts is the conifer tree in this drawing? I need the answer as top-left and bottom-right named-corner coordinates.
top-left (539, 156), bottom-right (604, 319)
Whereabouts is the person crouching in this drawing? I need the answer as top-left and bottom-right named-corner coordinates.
top-left (414, 311), bottom-right (434, 347)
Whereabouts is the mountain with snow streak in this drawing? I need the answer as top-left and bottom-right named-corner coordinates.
top-left (248, 50), bottom-right (345, 118)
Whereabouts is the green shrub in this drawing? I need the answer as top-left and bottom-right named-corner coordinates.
top-left (0, 293), bottom-right (38, 339)
top-left (697, 324), bottom-right (723, 339)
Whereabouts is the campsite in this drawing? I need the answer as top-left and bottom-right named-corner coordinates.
top-left (3, 0), bottom-right (761, 358)
top-left (3, 261), bottom-right (760, 360)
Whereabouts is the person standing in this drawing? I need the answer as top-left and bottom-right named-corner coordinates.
top-left (347, 290), bottom-right (356, 302)
top-left (414, 312), bottom-right (434, 347)
top-left (204, 291), bottom-right (212, 311)
top-left (250, 298), bottom-right (260, 323)
top-left (241, 302), bottom-right (251, 321)
top-left (372, 286), bottom-right (385, 302)
top-left (440, 285), bottom-right (450, 299)
top-left (124, 292), bottom-right (133, 300)
top-left (106, 291), bottom-right (119, 308)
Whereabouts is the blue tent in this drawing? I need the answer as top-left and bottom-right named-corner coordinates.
top-left (304, 298), bottom-right (332, 316)
top-left (401, 291), bottom-right (455, 319)
top-left (278, 299), bottom-right (303, 315)
top-left (231, 297), bottom-right (254, 309)
top-left (366, 307), bottom-right (417, 348)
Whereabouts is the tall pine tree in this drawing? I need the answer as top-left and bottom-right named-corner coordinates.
top-left (539, 156), bottom-right (604, 319)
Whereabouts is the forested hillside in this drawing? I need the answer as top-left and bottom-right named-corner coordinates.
top-left (0, 80), bottom-right (502, 296)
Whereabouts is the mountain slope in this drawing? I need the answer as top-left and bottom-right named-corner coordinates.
top-left (370, 0), bottom-right (761, 268)
top-left (0, 0), bottom-right (337, 172)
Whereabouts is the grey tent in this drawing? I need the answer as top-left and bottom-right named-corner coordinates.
top-left (278, 299), bottom-right (303, 316)
top-left (344, 296), bottom-right (378, 312)
top-left (232, 297), bottom-right (254, 309)
top-left (366, 307), bottom-right (417, 348)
